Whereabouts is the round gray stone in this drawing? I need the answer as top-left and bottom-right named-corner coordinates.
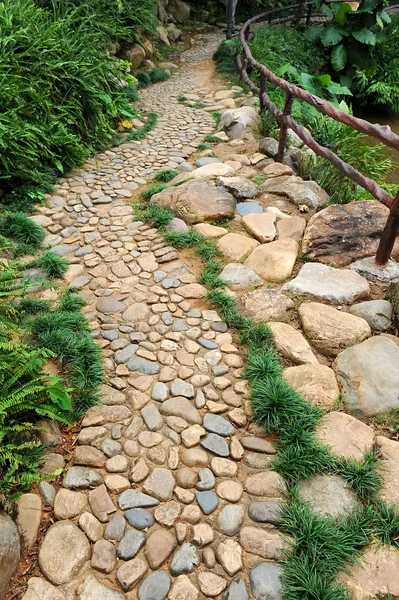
top-left (196, 491), bottom-right (219, 515)
top-left (217, 505), bottom-right (245, 536)
top-left (169, 543), bottom-right (200, 576)
top-left (223, 577), bottom-right (249, 600)
top-left (125, 509), bottom-right (154, 530)
top-left (63, 467), bottom-right (102, 490)
top-left (249, 563), bottom-right (282, 600)
top-left (118, 530), bottom-right (146, 560)
top-left (203, 414), bottom-right (234, 437)
top-left (138, 571), bottom-right (171, 600)
top-left (349, 300), bottom-right (392, 331)
top-left (201, 433), bottom-right (229, 457)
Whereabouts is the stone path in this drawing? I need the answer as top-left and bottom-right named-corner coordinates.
top-left (18, 31), bottom-right (287, 600)
top-left (14, 27), bottom-right (399, 600)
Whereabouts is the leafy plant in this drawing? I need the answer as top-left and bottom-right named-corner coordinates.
top-left (141, 183), bottom-right (167, 200)
top-left (0, 341), bottom-right (72, 499)
top-left (152, 169), bottom-right (179, 182)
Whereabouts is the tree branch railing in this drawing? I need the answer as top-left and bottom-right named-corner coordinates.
top-left (237, 3), bottom-right (399, 265)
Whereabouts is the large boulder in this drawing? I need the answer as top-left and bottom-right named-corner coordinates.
top-left (218, 107), bottom-right (260, 140)
top-left (262, 175), bottom-right (329, 209)
top-left (168, 0), bottom-right (191, 22)
top-left (150, 179), bottom-right (236, 225)
top-left (0, 512), bottom-right (20, 597)
top-left (302, 201), bottom-right (390, 267)
top-left (335, 336), bottom-right (399, 417)
top-left (216, 176), bottom-right (261, 199)
top-left (244, 239), bottom-right (299, 282)
top-left (123, 44), bottom-right (145, 69)
top-left (282, 263), bottom-right (370, 304)
top-left (299, 302), bottom-right (370, 357)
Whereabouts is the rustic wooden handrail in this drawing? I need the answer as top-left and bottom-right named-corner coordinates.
top-left (237, 4), bottom-right (399, 265)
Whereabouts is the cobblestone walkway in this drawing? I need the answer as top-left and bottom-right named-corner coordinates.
top-left (20, 31), bottom-right (288, 600)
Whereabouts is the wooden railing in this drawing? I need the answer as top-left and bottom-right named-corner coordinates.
top-left (236, 3), bottom-right (399, 265)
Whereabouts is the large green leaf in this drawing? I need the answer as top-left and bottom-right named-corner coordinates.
top-left (326, 82), bottom-right (353, 96)
top-left (305, 26), bottom-right (322, 41)
top-left (320, 3), bottom-right (333, 17)
top-left (331, 44), bottom-right (348, 71)
top-left (317, 74), bottom-right (332, 86)
top-left (335, 2), bottom-right (354, 25)
top-left (352, 28), bottom-right (377, 45)
top-left (320, 25), bottom-right (344, 47)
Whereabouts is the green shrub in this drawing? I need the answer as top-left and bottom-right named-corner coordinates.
top-left (27, 252), bottom-right (69, 280)
top-left (135, 69), bottom-right (170, 89)
top-left (0, 0), bottom-right (136, 193)
top-left (36, 0), bottom-right (158, 42)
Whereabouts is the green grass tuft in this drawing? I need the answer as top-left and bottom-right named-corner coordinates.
top-left (197, 143), bottom-right (211, 151)
top-left (0, 213), bottom-right (45, 249)
top-left (32, 252), bottom-right (69, 279)
top-left (134, 204), bottom-right (174, 230)
top-left (141, 183), bottom-right (167, 201)
top-left (204, 134), bottom-right (222, 144)
top-left (152, 169), bottom-right (179, 182)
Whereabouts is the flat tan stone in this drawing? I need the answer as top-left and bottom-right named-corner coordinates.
top-left (299, 302), bottom-right (371, 357)
top-left (218, 233), bottom-right (259, 261)
top-left (244, 239), bottom-right (299, 282)
top-left (376, 436), bottom-right (399, 507)
top-left (338, 544), bottom-right (399, 600)
top-left (263, 163), bottom-right (293, 177)
top-left (283, 364), bottom-right (339, 409)
top-left (239, 527), bottom-right (289, 560)
top-left (193, 223), bottom-right (228, 238)
top-left (244, 471), bottom-right (287, 497)
top-left (316, 411), bottom-right (375, 461)
top-left (242, 213), bottom-right (276, 243)
top-left (269, 322), bottom-right (317, 365)
top-left (276, 216), bottom-right (306, 241)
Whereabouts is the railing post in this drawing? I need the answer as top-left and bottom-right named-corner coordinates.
top-left (292, 0), bottom-right (307, 26)
top-left (375, 190), bottom-right (399, 265)
top-left (260, 71), bottom-right (267, 113)
top-left (306, 2), bottom-right (313, 26)
top-left (276, 92), bottom-right (294, 163)
top-left (226, 0), bottom-right (234, 39)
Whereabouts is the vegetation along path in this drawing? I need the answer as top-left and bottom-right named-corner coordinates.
top-left (11, 28), bottom-right (399, 600)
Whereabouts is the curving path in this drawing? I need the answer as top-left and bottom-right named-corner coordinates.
top-left (17, 29), bottom-right (287, 600)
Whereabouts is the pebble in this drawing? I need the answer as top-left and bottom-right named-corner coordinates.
top-left (196, 491), bottom-right (219, 515)
top-left (117, 530), bottom-right (146, 560)
top-left (170, 543), bottom-right (200, 576)
top-left (201, 433), bottom-right (230, 457)
top-left (125, 508), bottom-right (154, 530)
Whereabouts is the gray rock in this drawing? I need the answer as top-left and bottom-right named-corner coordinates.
top-left (162, 312), bottom-right (173, 325)
top-left (19, 578), bottom-right (64, 600)
top-left (218, 106), bottom-right (260, 140)
top-left (171, 378), bottom-right (194, 398)
top-left (298, 474), bottom-right (361, 519)
top-left (249, 563), bottom-right (283, 600)
top-left (152, 382), bottom-right (169, 402)
top-left (166, 218), bottom-right (189, 233)
top-left (216, 176), bottom-right (261, 199)
top-left (197, 468), bottom-right (215, 490)
top-left (105, 513), bottom-right (126, 541)
top-left (119, 490), bottom-right (160, 510)
top-left (49, 244), bottom-right (79, 256)
top-left (162, 278), bottom-right (180, 289)
top-left (172, 319), bottom-right (188, 331)
top-left (78, 573), bottom-right (125, 600)
top-left (143, 468), bottom-right (175, 501)
top-left (349, 300), bottom-right (392, 331)
top-left (75, 245), bottom-right (93, 257)
top-left (259, 137), bottom-right (279, 158)
top-left (335, 336), bottom-right (399, 417)
top-left (196, 491), bottom-right (219, 515)
top-left (63, 466), bottom-right (102, 490)
top-left (39, 521), bottom-right (91, 585)
top-left (160, 397), bottom-right (202, 425)
top-left (103, 329), bottom-right (119, 342)
top-left (38, 482), bottom-right (56, 506)
top-left (217, 505), bottom-right (245, 536)
top-left (198, 338), bottom-right (218, 349)
top-left (203, 414), bottom-right (234, 437)
top-left (248, 502), bottom-right (283, 524)
top-left (170, 543), bottom-right (200, 576)
top-left (220, 263), bottom-right (263, 290)
top-left (223, 578), bottom-right (249, 600)
top-left (201, 433), bottom-right (229, 457)
top-left (91, 539), bottom-right (116, 573)
top-left (212, 365), bottom-right (229, 376)
top-left (282, 263), bottom-right (370, 304)
top-left (154, 270), bottom-right (167, 282)
top-left (237, 201), bottom-right (263, 215)
top-left (141, 404), bottom-right (163, 431)
top-left (0, 512), bottom-right (20, 597)
top-left (125, 508), bottom-right (154, 530)
top-left (118, 530), bottom-right (146, 560)
top-left (115, 344), bottom-right (138, 364)
top-left (195, 157), bottom-right (222, 167)
top-left (128, 357), bottom-right (160, 375)
top-left (350, 256), bottom-right (399, 281)
top-left (138, 571), bottom-right (171, 600)
top-left (262, 175), bottom-right (329, 209)
top-left (101, 438), bottom-right (123, 458)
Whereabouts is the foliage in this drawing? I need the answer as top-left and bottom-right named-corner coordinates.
top-left (0, 214), bottom-right (45, 252)
top-left (204, 135), bottom-right (222, 144)
top-left (35, 0), bottom-right (158, 43)
top-left (152, 169), bottom-right (179, 182)
top-left (115, 112), bottom-right (158, 145)
top-left (299, 104), bottom-right (394, 203)
top-left (307, 0), bottom-right (390, 73)
top-left (134, 69), bottom-right (170, 89)
top-left (353, 14), bottom-right (399, 111)
top-left (25, 252), bottom-right (69, 280)
top-left (0, 0), bottom-right (136, 194)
